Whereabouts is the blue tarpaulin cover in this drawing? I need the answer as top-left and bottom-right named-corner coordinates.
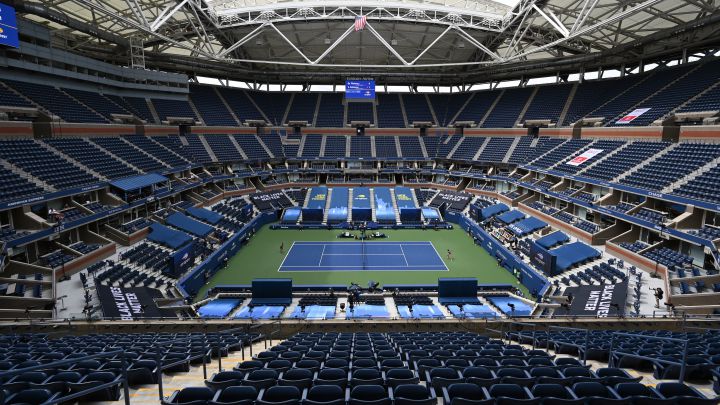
top-left (536, 231), bottom-right (569, 249)
top-left (394, 187), bottom-right (417, 209)
top-left (480, 203), bottom-right (509, 220)
top-left (110, 173), bottom-right (167, 192)
top-left (497, 210), bottom-right (526, 224)
top-left (307, 187), bottom-right (328, 209)
top-left (166, 212), bottom-right (214, 237)
top-left (147, 223), bottom-right (192, 249)
top-left (508, 217), bottom-right (548, 236)
top-left (374, 188), bottom-right (395, 222)
top-left (422, 207), bottom-right (441, 220)
top-left (551, 242), bottom-right (601, 271)
top-left (327, 187), bottom-right (349, 222)
top-left (282, 207), bottom-right (301, 223)
top-left (186, 207), bottom-right (223, 225)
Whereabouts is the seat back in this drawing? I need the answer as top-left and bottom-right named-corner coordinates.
top-left (263, 386), bottom-right (301, 402)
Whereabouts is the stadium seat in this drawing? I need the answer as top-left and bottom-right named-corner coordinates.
top-left (210, 386), bottom-right (258, 405)
top-left (234, 360), bottom-right (264, 373)
top-left (349, 385), bottom-right (392, 405)
top-left (206, 371), bottom-right (247, 391)
top-left (67, 371), bottom-right (122, 401)
top-left (5, 389), bottom-right (58, 405)
top-left (385, 369), bottom-right (419, 388)
top-left (350, 368), bottom-right (384, 387)
top-left (531, 384), bottom-right (583, 405)
top-left (315, 368), bottom-right (349, 389)
top-left (614, 383), bottom-right (672, 405)
top-left (302, 385), bottom-right (347, 405)
top-left (442, 383), bottom-right (491, 405)
top-left (165, 387), bottom-right (215, 405)
top-left (655, 382), bottom-right (719, 404)
top-left (244, 370), bottom-right (280, 390)
top-left (487, 384), bottom-right (538, 405)
top-left (279, 368), bottom-right (314, 390)
top-left (257, 386), bottom-right (302, 405)
top-left (29, 371), bottom-right (83, 395)
top-left (570, 382), bottom-right (624, 404)
top-left (393, 384), bottom-right (438, 405)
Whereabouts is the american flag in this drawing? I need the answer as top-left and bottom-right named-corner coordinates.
top-left (354, 15), bottom-right (367, 31)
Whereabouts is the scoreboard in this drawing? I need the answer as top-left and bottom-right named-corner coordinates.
top-left (345, 79), bottom-right (375, 100)
top-left (0, 3), bottom-right (18, 48)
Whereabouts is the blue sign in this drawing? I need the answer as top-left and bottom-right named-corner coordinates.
top-left (0, 3), bottom-right (18, 48)
top-left (170, 241), bottom-right (196, 277)
top-left (345, 80), bottom-right (375, 99)
top-left (529, 241), bottom-right (557, 276)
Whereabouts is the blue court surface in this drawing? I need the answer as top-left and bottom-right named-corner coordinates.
top-left (279, 241), bottom-right (447, 272)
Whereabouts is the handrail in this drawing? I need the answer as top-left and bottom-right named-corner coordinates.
top-left (609, 331), bottom-right (689, 383)
top-left (0, 349), bottom-right (131, 405)
top-left (546, 325), bottom-right (591, 365)
top-left (155, 335), bottom-right (211, 400)
top-left (209, 325), bottom-right (262, 371)
top-left (508, 321), bottom-right (538, 349)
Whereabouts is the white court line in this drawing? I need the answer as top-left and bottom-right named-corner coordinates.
top-left (428, 242), bottom-right (448, 270)
top-left (399, 245), bottom-right (410, 266)
top-left (319, 244), bottom-right (327, 267)
top-left (322, 253), bottom-right (405, 256)
top-left (281, 264), bottom-right (445, 268)
top-left (276, 241), bottom-right (297, 271)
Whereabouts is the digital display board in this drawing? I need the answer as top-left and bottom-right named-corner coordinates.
top-left (345, 79), bottom-right (375, 99)
top-left (0, 3), bottom-right (19, 48)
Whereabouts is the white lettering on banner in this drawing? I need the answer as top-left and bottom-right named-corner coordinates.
top-left (110, 287), bottom-right (144, 320)
top-left (438, 193), bottom-right (469, 202)
top-left (616, 108), bottom-right (651, 124)
top-left (583, 284), bottom-right (616, 317)
top-left (566, 149), bottom-right (604, 166)
top-left (253, 192), bottom-right (286, 202)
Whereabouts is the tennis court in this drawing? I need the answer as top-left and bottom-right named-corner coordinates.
top-left (279, 241), bottom-right (448, 272)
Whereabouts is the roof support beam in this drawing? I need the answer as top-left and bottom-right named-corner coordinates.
top-left (268, 23), bottom-right (313, 64)
top-left (364, 22), bottom-right (410, 66)
top-left (410, 25), bottom-right (453, 65)
top-left (313, 24), bottom-right (356, 64)
top-left (455, 26), bottom-right (503, 60)
top-left (570, 0), bottom-right (600, 34)
top-left (150, 0), bottom-right (190, 32)
top-left (506, 0), bottom-right (664, 62)
top-left (532, 4), bottom-right (569, 37)
top-left (219, 23), bottom-right (267, 57)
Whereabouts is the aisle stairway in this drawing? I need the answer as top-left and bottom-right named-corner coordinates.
top-left (303, 188), bottom-right (311, 208)
top-left (322, 188), bottom-right (333, 224)
top-left (348, 188), bottom-right (354, 222)
top-left (389, 188), bottom-right (401, 224)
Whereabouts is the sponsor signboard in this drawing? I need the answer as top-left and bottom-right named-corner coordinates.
top-left (566, 148), bottom-right (604, 166)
